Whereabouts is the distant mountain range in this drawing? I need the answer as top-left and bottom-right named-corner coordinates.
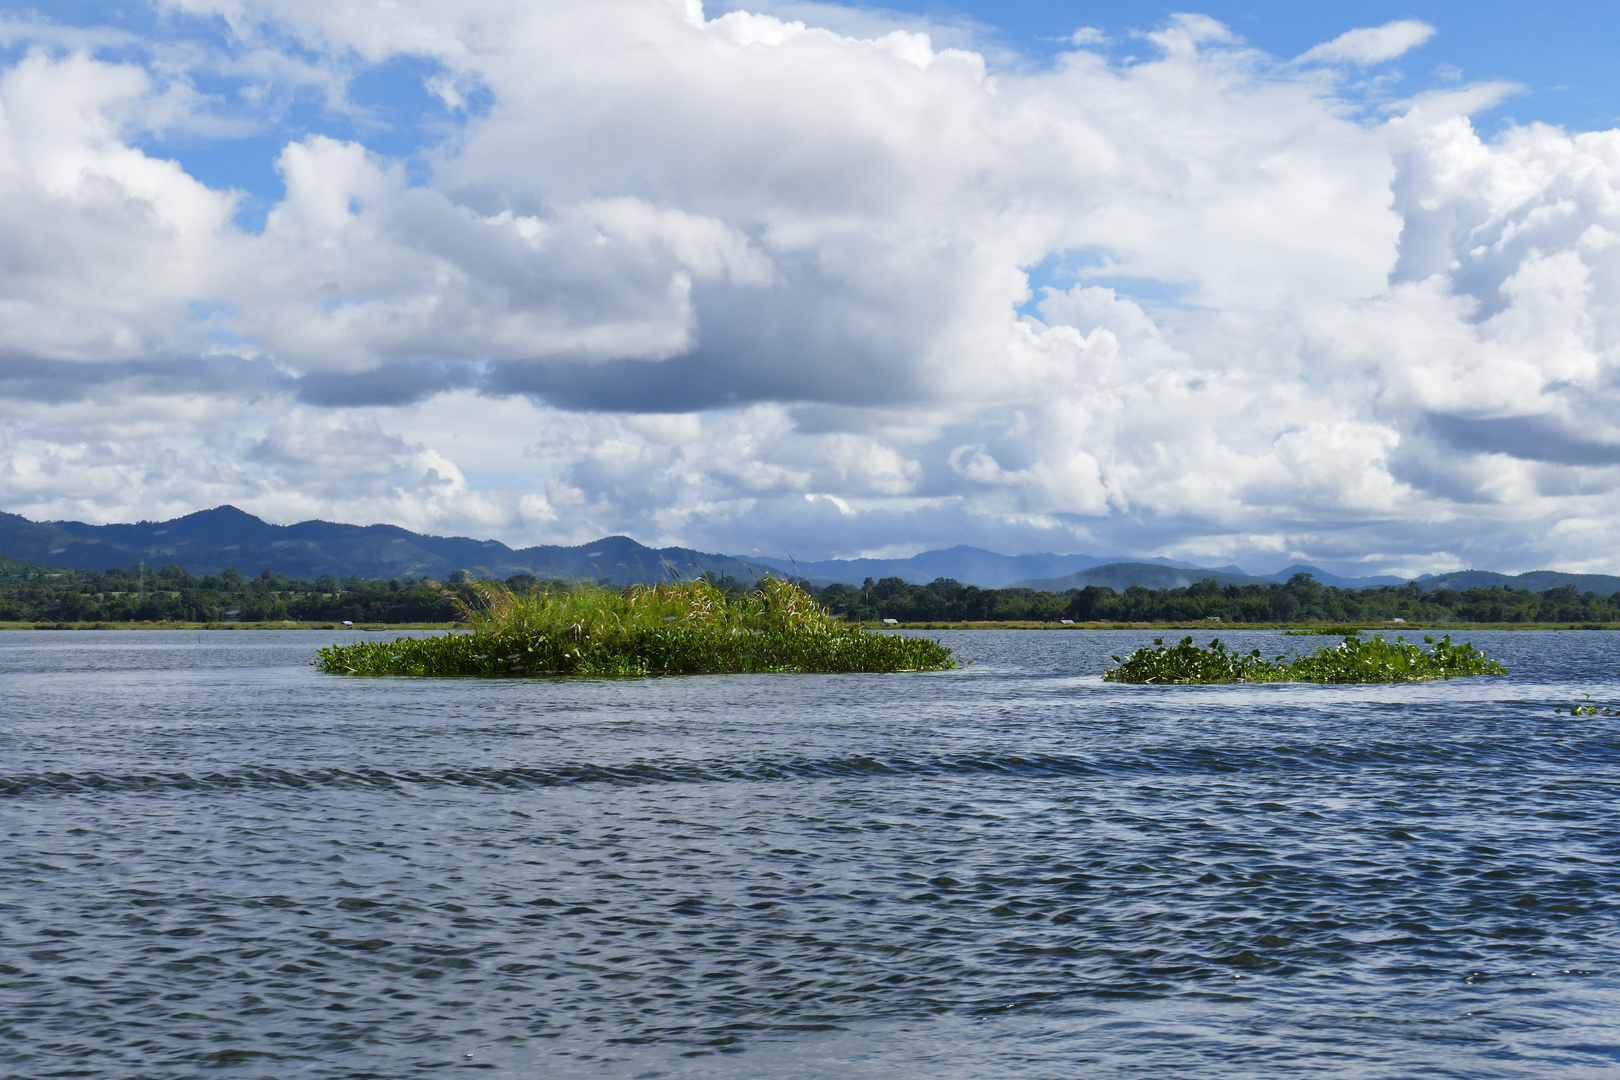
top-left (0, 506), bottom-right (768, 585)
top-left (740, 547), bottom-right (1219, 589)
top-left (1013, 563), bottom-right (1274, 592)
top-left (1415, 569), bottom-right (1620, 594)
top-left (1, 506), bottom-right (1618, 596)
top-left (1012, 561), bottom-right (1408, 592)
top-left (748, 548), bottom-right (1407, 591)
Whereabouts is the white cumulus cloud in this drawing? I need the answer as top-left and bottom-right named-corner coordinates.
top-left (0, 1), bottom-right (1616, 576)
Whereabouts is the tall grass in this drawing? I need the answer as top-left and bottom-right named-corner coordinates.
top-left (317, 577), bottom-right (955, 677)
top-left (1103, 634), bottom-right (1506, 684)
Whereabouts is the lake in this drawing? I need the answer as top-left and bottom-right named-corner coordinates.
top-left (2, 628), bottom-right (1618, 1078)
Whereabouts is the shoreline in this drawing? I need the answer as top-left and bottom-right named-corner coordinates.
top-left (0, 621), bottom-right (457, 631)
top-left (866, 620), bottom-right (1620, 631)
top-left (4, 620), bottom-right (1619, 632)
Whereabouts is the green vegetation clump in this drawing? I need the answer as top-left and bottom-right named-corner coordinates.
top-left (1103, 634), bottom-right (1506, 684)
top-left (316, 577), bottom-right (954, 677)
top-left (1280, 625), bottom-right (1364, 636)
top-left (1103, 636), bottom-right (1278, 683)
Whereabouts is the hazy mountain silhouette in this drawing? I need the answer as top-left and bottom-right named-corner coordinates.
top-left (1264, 564), bottom-right (1408, 588)
top-left (2, 506), bottom-right (1611, 594)
top-left (0, 506), bottom-right (770, 584)
top-left (740, 547), bottom-right (1216, 588)
top-left (1415, 569), bottom-right (1620, 594)
top-left (1012, 563), bottom-right (1277, 592)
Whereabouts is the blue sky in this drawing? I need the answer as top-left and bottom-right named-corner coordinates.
top-left (0, 1), bottom-right (486, 230)
top-left (744, 1), bottom-right (1620, 130)
top-left (3, 1), bottom-right (1620, 575)
top-left (942, 0), bottom-right (1619, 126)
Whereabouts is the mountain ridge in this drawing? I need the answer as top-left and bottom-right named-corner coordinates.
top-left (1011, 562), bottom-right (1410, 592)
top-left (0, 507), bottom-right (769, 585)
top-left (1416, 569), bottom-right (1620, 595)
top-left (1012, 563), bottom-right (1276, 592)
top-left (3, 506), bottom-right (1619, 595)
top-left (737, 547), bottom-right (1208, 589)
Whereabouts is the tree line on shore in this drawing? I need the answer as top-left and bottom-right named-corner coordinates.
top-left (811, 573), bottom-right (1620, 624)
top-left (0, 563), bottom-right (471, 624)
top-left (4, 559), bottom-right (1620, 625)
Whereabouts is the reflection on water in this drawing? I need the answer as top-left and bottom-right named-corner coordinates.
top-left (2, 629), bottom-right (1618, 1078)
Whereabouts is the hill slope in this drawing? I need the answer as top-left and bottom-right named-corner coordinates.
top-left (0, 507), bottom-right (772, 585)
top-left (5, 506), bottom-right (1615, 594)
top-left (1266, 563), bottom-right (1407, 589)
top-left (1418, 569), bottom-right (1620, 594)
top-left (740, 547), bottom-right (1221, 588)
top-left (1013, 563), bottom-right (1278, 592)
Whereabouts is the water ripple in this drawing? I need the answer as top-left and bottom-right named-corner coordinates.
top-left (5, 736), bottom-right (1620, 800)
top-left (3, 629), bottom-right (1620, 1078)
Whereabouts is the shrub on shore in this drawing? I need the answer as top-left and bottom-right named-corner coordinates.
top-left (316, 577), bottom-right (954, 677)
top-left (1104, 634), bottom-right (1506, 684)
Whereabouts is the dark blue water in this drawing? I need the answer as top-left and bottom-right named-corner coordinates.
top-left (2, 628), bottom-right (1618, 1078)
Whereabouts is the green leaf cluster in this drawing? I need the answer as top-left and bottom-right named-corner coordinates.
top-left (1103, 634), bottom-right (1507, 684)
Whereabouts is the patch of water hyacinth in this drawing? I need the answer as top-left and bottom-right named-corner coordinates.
top-left (1557, 695), bottom-right (1615, 716)
top-left (1103, 634), bottom-right (1506, 684)
top-left (316, 577), bottom-right (955, 677)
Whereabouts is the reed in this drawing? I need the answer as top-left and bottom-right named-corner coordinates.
top-left (316, 577), bottom-right (955, 677)
top-left (1104, 634), bottom-right (1506, 684)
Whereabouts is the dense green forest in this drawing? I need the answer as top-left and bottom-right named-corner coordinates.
top-left (4, 557), bottom-right (1620, 625)
top-left (811, 574), bottom-right (1620, 624)
top-left (0, 560), bottom-right (473, 624)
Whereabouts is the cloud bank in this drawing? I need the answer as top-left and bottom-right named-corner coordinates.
top-left (1, 2), bottom-right (1618, 574)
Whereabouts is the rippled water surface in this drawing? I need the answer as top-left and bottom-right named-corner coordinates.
top-left (3, 628), bottom-right (1620, 1078)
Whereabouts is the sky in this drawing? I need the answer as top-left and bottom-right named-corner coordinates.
top-left (1, 1), bottom-right (1619, 575)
